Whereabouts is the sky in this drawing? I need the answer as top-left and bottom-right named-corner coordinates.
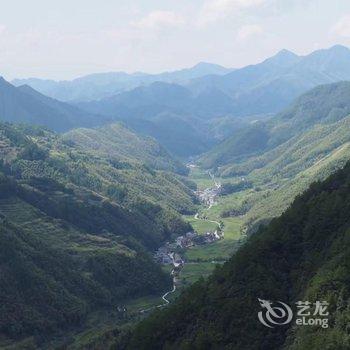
top-left (1, 0), bottom-right (350, 80)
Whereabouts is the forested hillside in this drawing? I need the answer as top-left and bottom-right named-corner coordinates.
top-left (199, 81), bottom-right (350, 232)
top-left (201, 81), bottom-right (350, 169)
top-left (63, 123), bottom-right (188, 174)
top-left (0, 122), bottom-right (195, 347)
top-left (124, 161), bottom-right (350, 350)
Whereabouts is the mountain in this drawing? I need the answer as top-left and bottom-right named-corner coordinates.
top-left (0, 77), bottom-right (107, 132)
top-left (75, 81), bottom-right (238, 120)
top-left (70, 46), bottom-right (350, 158)
top-left (188, 45), bottom-right (350, 116)
top-left (189, 48), bottom-right (301, 97)
top-left (0, 121), bottom-right (196, 347)
top-left (200, 81), bottom-right (350, 232)
top-left (124, 114), bottom-right (214, 158)
top-left (62, 123), bottom-right (188, 174)
top-left (75, 81), bottom-right (238, 157)
top-left (12, 62), bottom-right (233, 102)
top-left (202, 81), bottom-right (350, 169)
top-left (11, 45), bottom-right (350, 159)
top-left (124, 161), bottom-right (350, 350)
top-left (0, 174), bottom-right (171, 344)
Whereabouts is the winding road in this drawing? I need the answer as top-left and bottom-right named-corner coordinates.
top-left (140, 253), bottom-right (179, 313)
top-left (139, 170), bottom-right (222, 314)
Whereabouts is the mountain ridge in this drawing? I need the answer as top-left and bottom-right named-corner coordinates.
top-left (12, 62), bottom-right (233, 102)
top-left (0, 77), bottom-right (108, 132)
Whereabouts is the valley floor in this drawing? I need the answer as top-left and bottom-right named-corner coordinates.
top-left (180, 167), bottom-right (245, 287)
top-left (135, 167), bottom-right (246, 309)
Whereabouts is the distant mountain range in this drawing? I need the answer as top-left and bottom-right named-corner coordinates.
top-left (188, 45), bottom-right (350, 117)
top-left (84, 44), bottom-right (350, 120)
top-left (12, 62), bottom-right (234, 102)
top-left (13, 45), bottom-right (350, 117)
top-left (73, 45), bottom-right (350, 157)
top-left (4, 45), bottom-right (350, 159)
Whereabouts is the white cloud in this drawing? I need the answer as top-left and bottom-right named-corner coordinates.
top-left (331, 15), bottom-right (350, 38)
top-left (197, 0), bottom-right (267, 26)
top-left (236, 24), bottom-right (263, 41)
top-left (132, 11), bottom-right (185, 30)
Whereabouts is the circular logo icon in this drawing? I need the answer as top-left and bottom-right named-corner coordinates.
top-left (258, 298), bottom-right (293, 328)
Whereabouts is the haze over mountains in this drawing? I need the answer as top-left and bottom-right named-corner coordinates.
top-left (3, 45), bottom-right (350, 159)
top-left (77, 44), bottom-right (350, 119)
top-left (0, 77), bottom-right (108, 132)
top-left (12, 62), bottom-right (234, 102)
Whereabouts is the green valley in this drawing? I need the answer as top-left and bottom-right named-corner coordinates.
top-left (2, 19), bottom-right (350, 350)
top-left (198, 81), bottom-right (350, 233)
top-left (126, 157), bottom-right (350, 350)
top-left (0, 121), bottom-right (196, 348)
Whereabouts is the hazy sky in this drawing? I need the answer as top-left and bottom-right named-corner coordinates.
top-left (1, 0), bottom-right (350, 80)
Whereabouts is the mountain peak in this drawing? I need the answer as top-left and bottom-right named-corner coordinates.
top-left (190, 62), bottom-right (231, 74)
top-left (274, 49), bottom-right (299, 60)
top-left (193, 62), bottom-right (220, 69)
top-left (0, 76), bottom-right (8, 84)
top-left (329, 44), bottom-right (349, 51)
top-left (263, 49), bottom-right (300, 67)
top-left (0, 76), bottom-right (15, 89)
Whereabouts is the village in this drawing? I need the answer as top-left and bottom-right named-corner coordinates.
top-left (154, 229), bottom-right (222, 267)
top-left (155, 170), bottom-right (223, 267)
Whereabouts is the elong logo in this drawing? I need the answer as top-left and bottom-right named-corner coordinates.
top-left (258, 299), bottom-right (293, 328)
top-left (258, 299), bottom-right (329, 329)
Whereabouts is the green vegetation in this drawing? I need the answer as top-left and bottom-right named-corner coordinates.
top-left (178, 170), bottom-right (244, 295)
top-left (183, 215), bottom-right (217, 235)
top-left (184, 217), bottom-right (242, 262)
top-left (179, 262), bottom-right (217, 286)
top-left (125, 161), bottom-right (350, 350)
top-left (199, 81), bottom-right (350, 232)
top-left (4, 61), bottom-right (350, 349)
top-left (63, 123), bottom-right (188, 175)
top-left (0, 121), bottom-right (196, 348)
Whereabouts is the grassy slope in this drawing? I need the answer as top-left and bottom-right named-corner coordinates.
top-left (236, 118), bottom-right (350, 232)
